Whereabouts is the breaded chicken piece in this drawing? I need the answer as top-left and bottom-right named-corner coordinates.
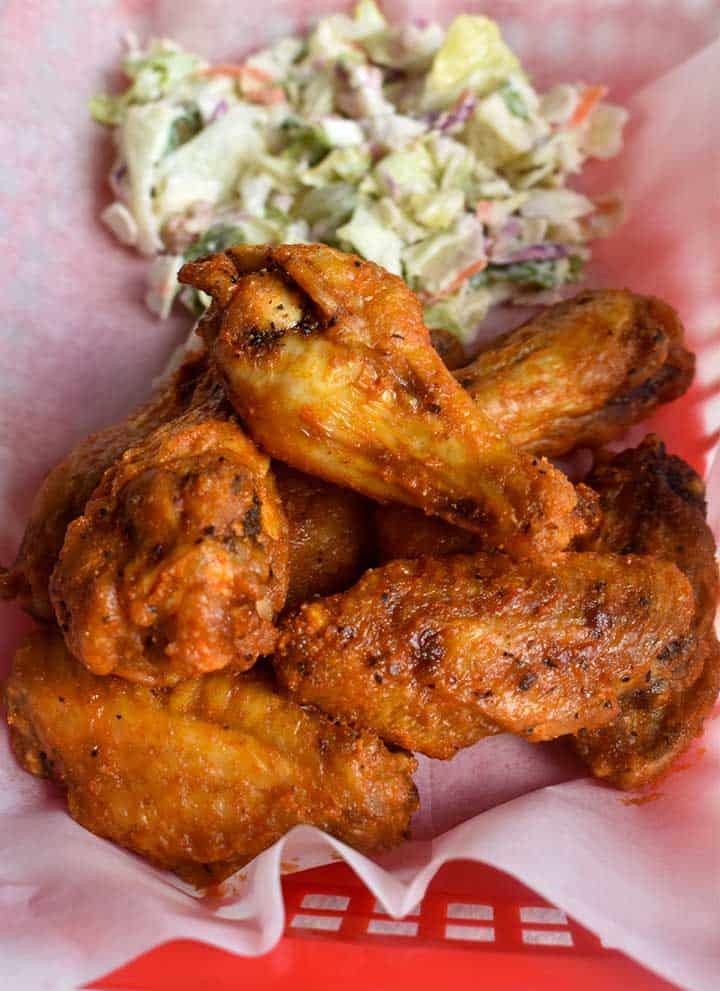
top-left (180, 244), bottom-right (588, 559)
top-left (274, 464), bottom-right (372, 611)
top-left (574, 437), bottom-right (720, 788)
top-left (5, 629), bottom-right (418, 886)
top-left (51, 407), bottom-right (288, 686)
top-left (275, 551), bottom-right (694, 759)
top-left (0, 352), bottom-right (210, 621)
top-left (455, 291), bottom-right (693, 457)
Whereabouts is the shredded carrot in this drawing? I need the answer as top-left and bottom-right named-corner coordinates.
top-left (420, 259), bottom-right (488, 304)
top-left (200, 63), bottom-right (273, 82)
top-left (258, 87), bottom-right (285, 106)
top-left (447, 259), bottom-right (487, 293)
top-left (568, 84), bottom-right (607, 128)
top-left (200, 64), bottom-right (246, 78)
top-left (475, 200), bottom-right (494, 222)
top-left (247, 87), bottom-right (285, 105)
top-left (240, 65), bottom-right (274, 84)
top-left (452, 88), bottom-right (472, 111)
top-left (200, 63), bottom-right (284, 104)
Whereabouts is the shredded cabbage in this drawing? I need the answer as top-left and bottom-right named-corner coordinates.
top-left (92, 2), bottom-right (627, 342)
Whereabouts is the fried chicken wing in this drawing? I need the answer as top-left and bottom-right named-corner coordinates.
top-left (374, 292), bottom-right (691, 563)
top-left (275, 551), bottom-right (694, 758)
top-left (374, 502), bottom-right (480, 561)
top-left (51, 407), bottom-right (288, 686)
top-left (574, 437), bottom-right (720, 788)
top-left (275, 464), bottom-right (372, 611)
top-left (373, 486), bottom-right (601, 564)
top-left (180, 244), bottom-right (588, 558)
top-left (429, 326), bottom-right (467, 370)
top-left (5, 629), bottom-right (418, 886)
top-left (0, 352), bottom-right (210, 621)
top-left (455, 291), bottom-right (694, 457)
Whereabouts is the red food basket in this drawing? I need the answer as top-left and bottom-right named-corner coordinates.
top-left (88, 860), bottom-right (679, 990)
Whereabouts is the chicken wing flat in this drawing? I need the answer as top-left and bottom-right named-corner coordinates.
top-left (0, 351), bottom-right (210, 621)
top-left (180, 244), bottom-right (588, 558)
top-left (274, 464), bottom-right (372, 611)
top-left (51, 406), bottom-right (288, 686)
top-left (455, 291), bottom-right (693, 458)
top-left (374, 291), bottom-right (691, 563)
top-left (574, 437), bottom-right (720, 788)
top-left (5, 629), bottom-right (418, 886)
top-left (275, 551), bottom-right (694, 758)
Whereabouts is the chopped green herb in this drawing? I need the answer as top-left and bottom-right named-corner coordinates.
top-left (567, 254), bottom-right (585, 281)
top-left (184, 224), bottom-right (245, 261)
top-left (280, 118), bottom-right (329, 166)
top-left (471, 259), bottom-right (561, 290)
top-left (165, 104), bottom-right (202, 154)
top-left (498, 80), bottom-right (529, 120)
top-left (470, 254), bottom-right (584, 291)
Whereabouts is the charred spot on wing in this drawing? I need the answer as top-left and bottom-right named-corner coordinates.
top-left (590, 438), bottom-right (706, 520)
top-left (657, 636), bottom-right (691, 663)
top-left (298, 311), bottom-right (321, 336)
top-left (397, 368), bottom-right (443, 415)
top-left (653, 454), bottom-right (706, 513)
top-left (242, 493), bottom-right (262, 540)
top-left (38, 749), bottom-right (54, 776)
top-left (584, 602), bottom-right (613, 638)
top-left (439, 496), bottom-right (491, 526)
top-left (241, 326), bottom-right (286, 354)
top-left (628, 438), bottom-right (705, 512)
top-left (409, 627), bottom-right (445, 671)
top-left (609, 374), bottom-right (665, 410)
top-left (610, 344), bottom-right (694, 413)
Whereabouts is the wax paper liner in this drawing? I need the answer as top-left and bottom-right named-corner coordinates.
top-left (1, 3), bottom-right (720, 990)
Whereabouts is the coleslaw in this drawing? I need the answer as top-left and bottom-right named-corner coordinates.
top-left (92, 2), bottom-right (627, 341)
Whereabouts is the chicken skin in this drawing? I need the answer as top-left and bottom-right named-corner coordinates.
top-left (180, 244), bottom-right (589, 559)
top-left (373, 486), bottom-right (601, 565)
top-left (275, 551), bottom-right (694, 758)
top-left (375, 291), bottom-right (692, 562)
top-left (574, 437), bottom-right (720, 788)
top-left (274, 464), bottom-right (372, 611)
top-left (455, 290), bottom-right (693, 457)
top-left (1, 345), bottom-right (371, 637)
top-left (374, 502), bottom-right (481, 562)
top-left (51, 406), bottom-right (288, 686)
top-left (0, 352), bottom-right (209, 620)
top-left (5, 629), bottom-right (418, 886)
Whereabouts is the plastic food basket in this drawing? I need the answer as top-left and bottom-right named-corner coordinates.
top-left (88, 860), bottom-right (679, 990)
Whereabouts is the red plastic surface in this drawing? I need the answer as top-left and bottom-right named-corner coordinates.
top-left (88, 860), bottom-right (680, 991)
